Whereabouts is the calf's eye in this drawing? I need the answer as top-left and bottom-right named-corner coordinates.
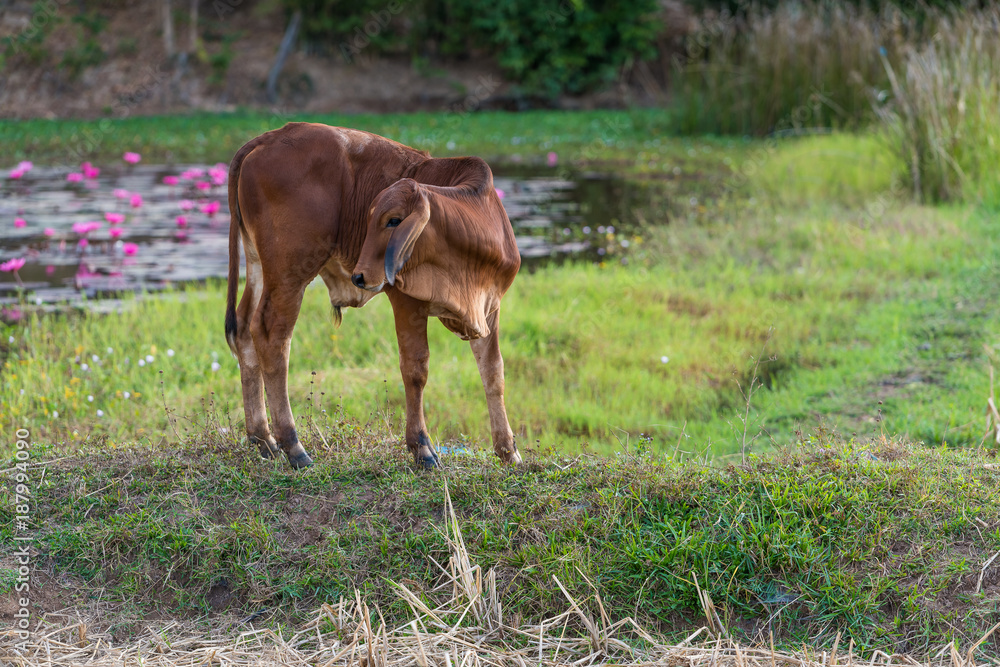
top-left (387, 217), bottom-right (403, 228)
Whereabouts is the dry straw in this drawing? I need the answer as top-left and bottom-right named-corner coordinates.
top-left (3, 483), bottom-right (998, 667)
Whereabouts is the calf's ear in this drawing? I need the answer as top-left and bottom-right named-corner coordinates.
top-left (385, 189), bottom-right (431, 286)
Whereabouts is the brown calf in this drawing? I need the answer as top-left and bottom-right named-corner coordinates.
top-left (225, 123), bottom-right (521, 469)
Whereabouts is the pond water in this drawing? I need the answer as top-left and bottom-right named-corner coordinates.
top-left (0, 163), bottom-right (653, 308)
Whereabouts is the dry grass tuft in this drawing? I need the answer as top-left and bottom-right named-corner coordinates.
top-left (3, 484), bottom-right (998, 667)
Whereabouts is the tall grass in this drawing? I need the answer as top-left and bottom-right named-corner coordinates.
top-left (874, 7), bottom-right (1000, 205)
top-left (669, 2), bottom-right (906, 135)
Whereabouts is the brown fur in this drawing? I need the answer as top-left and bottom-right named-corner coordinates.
top-left (225, 123), bottom-right (521, 468)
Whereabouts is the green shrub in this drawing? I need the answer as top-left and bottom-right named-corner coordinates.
top-left (286, 0), bottom-right (660, 98)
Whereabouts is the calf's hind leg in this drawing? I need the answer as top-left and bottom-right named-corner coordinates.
top-left (231, 250), bottom-right (281, 459)
top-left (469, 310), bottom-right (521, 464)
top-left (251, 280), bottom-right (314, 469)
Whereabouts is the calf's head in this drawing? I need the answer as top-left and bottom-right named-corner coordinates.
top-left (352, 178), bottom-right (430, 292)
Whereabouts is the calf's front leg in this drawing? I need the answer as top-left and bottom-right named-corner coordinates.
top-left (470, 309), bottom-right (521, 464)
top-left (388, 290), bottom-right (438, 468)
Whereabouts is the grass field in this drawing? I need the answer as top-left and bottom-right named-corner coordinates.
top-left (2, 114), bottom-right (998, 458)
top-left (3, 110), bottom-right (1000, 658)
top-left (4, 432), bottom-right (1000, 656)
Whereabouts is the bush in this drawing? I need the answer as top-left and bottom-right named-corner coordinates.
top-left (285, 0), bottom-right (660, 98)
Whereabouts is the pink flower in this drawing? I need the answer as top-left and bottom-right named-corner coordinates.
top-left (113, 188), bottom-right (130, 199)
top-left (200, 201), bottom-right (221, 217)
top-left (43, 227), bottom-right (55, 237)
top-left (176, 215), bottom-right (188, 228)
top-left (17, 161), bottom-right (32, 172)
top-left (495, 188), bottom-right (505, 200)
top-left (208, 165), bottom-right (228, 185)
top-left (67, 172), bottom-right (84, 183)
top-left (8, 168), bottom-right (24, 180)
top-left (129, 194), bottom-right (143, 209)
top-left (0, 257), bottom-right (26, 272)
top-left (123, 152), bottom-right (141, 165)
top-left (13, 218), bottom-right (25, 228)
top-left (547, 151), bottom-right (558, 167)
top-left (163, 175), bottom-right (179, 186)
top-left (109, 227), bottom-right (124, 239)
top-left (83, 164), bottom-right (100, 179)
top-left (179, 199), bottom-right (195, 211)
top-left (45, 265), bottom-right (55, 276)
top-left (78, 238), bottom-right (89, 248)
top-left (72, 221), bottom-right (101, 234)
top-left (180, 168), bottom-right (204, 180)
top-left (122, 242), bottom-right (139, 256)
top-left (195, 181), bottom-right (211, 191)
top-left (105, 212), bottom-right (125, 225)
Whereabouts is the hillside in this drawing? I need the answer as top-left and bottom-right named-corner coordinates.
top-left (0, 1), bottom-right (651, 120)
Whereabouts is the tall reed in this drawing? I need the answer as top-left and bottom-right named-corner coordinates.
top-left (670, 2), bottom-right (908, 136)
top-left (875, 7), bottom-right (1000, 205)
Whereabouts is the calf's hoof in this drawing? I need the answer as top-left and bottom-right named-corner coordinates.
top-left (499, 448), bottom-right (522, 465)
top-left (287, 450), bottom-right (314, 469)
top-left (251, 435), bottom-right (281, 459)
top-left (414, 445), bottom-right (440, 470)
top-left (283, 441), bottom-right (314, 469)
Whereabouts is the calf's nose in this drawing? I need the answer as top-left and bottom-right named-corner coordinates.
top-left (351, 273), bottom-right (365, 288)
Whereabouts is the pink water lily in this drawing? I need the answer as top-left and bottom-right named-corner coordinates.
top-left (105, 212), bottom-right (126, 225)
top-left (547, 151), bottom-right (558, 167)
top-left (17, 161), bottom-right (32, 172)
top-left (8, 168), bottom-right (24, 179)
top-left (13, 218), bottom-right (25, 228)
top-left (78, 238), bottom-right (89, 248)
top-left (109, 227), bottom-right (124, 239)
top-left (179, 199), bottom-right (195, 211)
top-left (113, 188), bottom-right (130, 199)
top-left (66, 172), bottom-right (84, 183)
top-left (163, 175), bottom-right (179, 186)
top-left (43, 228), bottom-right (55, 237)
top-left (180, 168), bottom-right (204, 180)
top-left (0, 257), bottom-right (26, 272)
top-left (495, 188), bottom-right (505, 199)
top-left (122, 242), bottom-right (139, 256)
top-left (129, 194), bottom-right (143, 209)
top-left (176, 215), bottom-right (188, 228)
top-left (195, 181), bottom-right (211, 191)
top-left (208, 165), bottom-right (228, 185)
top-left (81, 162), bottom-right (100, 179)
top-left (201, 201), bottom-right (221, 217)
top-left (72, 221), bottom-right (102, 235)
top-left (123, 152), bottom-right (141, 165)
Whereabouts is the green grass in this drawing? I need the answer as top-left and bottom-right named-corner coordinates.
top-left (3, 433), bottom-right (1000, 657)
top-left (0, 109), bottom-right (680, 168)
top-left (3, 117), bottom-right (999, 459)
top-left (4, 111), bottom-right (1000, 657)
